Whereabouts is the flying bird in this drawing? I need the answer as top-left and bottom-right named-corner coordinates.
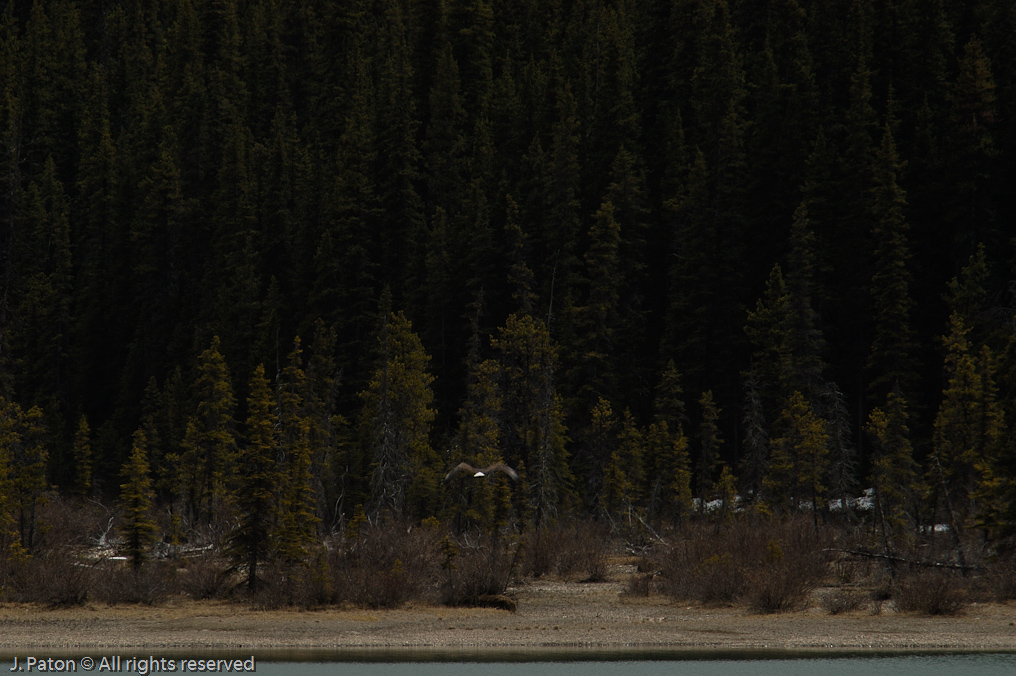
top-left (444, 461), bottom-right (520, 482)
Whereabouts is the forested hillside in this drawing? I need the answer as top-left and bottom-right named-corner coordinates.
top-left (1, 0), bottom-right (1016, 559)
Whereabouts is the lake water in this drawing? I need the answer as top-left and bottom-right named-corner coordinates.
top-left (250, 653), bottom-right (1016, 676)
top-left (4, 651), bottom-right (1014, 675)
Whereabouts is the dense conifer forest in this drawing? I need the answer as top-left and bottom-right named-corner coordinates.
top-left (2, 0), bottom-right (1016, 598)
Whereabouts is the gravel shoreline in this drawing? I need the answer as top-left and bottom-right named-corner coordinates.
top-left (1, 577), bottom-right (1014, 655)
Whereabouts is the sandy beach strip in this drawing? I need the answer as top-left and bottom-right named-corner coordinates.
top-left (1, 578), bottom-right (1015, 655)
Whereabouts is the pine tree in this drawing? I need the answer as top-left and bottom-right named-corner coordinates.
top-left (696, 390), bottom-right (722, 510)
top-left (9, 403), bottom-right (48, 552)
top-left (866, 389), bottom-right (917, 553)
top-left (73, 62), bottom-right (124, 419)
top-left (180, 336), bottom-right (238, 526)
top-left (13, 157), bottom-right (73, 433)
top-left (454, 358), bottom-right (505, 530)
top-left (740, 369), bottom-right (769, 504)
top-left (582, 397), bottom-right (616, 512)
top-left (931, 313), bottom-right (1005, 528)
top-left (822, 382), bottom-right (857, 512)
top-left (644, 419), bottom-right (692, 523)
top-left (745, 264), bottom-right (794, 419)
top-left (766, 391), bottom-right (829, 529)
top-left (945, 243), bottom-right (991, 347)
top-left (72, 415), bottom-right (92, 499)
top-left (606, 408), bottom-right (645, 512)
top-left (0, 400), bottom-right (17, 558)
top-left (119, 430), bottom-right (157, 570)
top-left (784, 202), bottom-right (826, 402)
top-left (360, 309), bottom-right (438, 517)
top-left (504, 193), bottom-right (537, 314)
top-left (867, 122), bottom-right (917, 406)
top-left (302, 320), bottom-right (342, 528)
top-left (573, 201), bottom-right (622, 405)
top-left (276, 338), bottom-right (319, 567)
top-left (490, 313), bottom-right (573, 527)
top-left (0, 5), bottom-right (21, 388)
top-left (948, 36), bottom-right (998, 253)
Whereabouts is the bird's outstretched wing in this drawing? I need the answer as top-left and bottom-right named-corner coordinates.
top-left (483, 462), bottom-right (520, 482)
top-left (444, 462), bottom-right (479, 481)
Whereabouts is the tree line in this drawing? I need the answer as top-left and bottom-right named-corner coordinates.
top-left (1, 0), bottom-right (1016, 573)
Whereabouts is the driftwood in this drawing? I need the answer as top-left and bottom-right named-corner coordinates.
top-left (826, 547), bottom-right (983, 572)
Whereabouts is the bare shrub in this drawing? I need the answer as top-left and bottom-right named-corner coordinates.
top-left (93, 563), bottom-right (173, 605)
top-left (985, 558), bottom-right (1016, 602)
top-left (551, 520), bottom-right (611, 581)
top-left (521, 527), bottom-right (556, 578)
top-left (522, 520), bottom-right (612, 580)
top-left (894, 570), bottom-right (967, 616)
top-left (7, 551), bottom-right (93, 606)
top-left (292, 549), bottom-right (336, 608)
top-left (176, 557), bottom-right (231, 600)
top-left (745, 529), bottom-right (827, 613)
top-left (659, 516), bottom-right (827, 611)
top-left (821, 588), bottom-right (867, 615)
top-left (332, 520), bottom-right (439, 608)
top-left (624, 572), bottom-right (654, 597)
top-left (33, 496), bottom-right (114, 552)
top-left (441, 537), bottom-right (521, 606)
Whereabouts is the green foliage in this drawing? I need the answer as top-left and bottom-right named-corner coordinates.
top-left (932, 313), bottom-right (1005, 528)
top-left (490, 314), bottom-right (573, 528)
top-left (119, 430), bottom-right (157, 570)
top-left (180, 337), bottom-right (238, 526)
top-left (229, 364), bottom-right (278, 592)
top-left (71, 415), bottom-right (92, 499)
top-left (867, 122), bottom-right (917, 404)
top-left (867, 390), bottom-right (918, 550)
top-left (696, 390), bottom-right (722, 508)
top-left (7, 403), bottom-right (48, 552)
top-left (740, 370), bottom-right (768, 503)
top-left (1, 0), bottom-right (1016, 555)
top-left (766, 391), bottom-right (829, 521)
top-left (360, 310), bottom-right (438, 517)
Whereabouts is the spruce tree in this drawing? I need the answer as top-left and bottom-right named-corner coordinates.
top-left (822, 382), bottom-right (858, 512)
top-left (9, 404), bottom-right (47, 552)
top-left (932, 313), bottom-right (1005, 527)
top-left (644, 419), bottom-right (692, 524)
top-left (119, 430), bottom-right (157, 570)
top-left (0, 401), bottom-right (16, 558)
top-left (180, 336), bottom-right (238, 526)
top-left (276, 339), bottom-right (319, 568)
top-left (72, 415), bottom-right (92, 499)
top-left (360, 309), bottom-right (438, 517)
top-left (866, 390), bottom-right (917, 553)
top-left (573, 201), bottom-right (622, 405)
top-left (606, 408), bottom-right (645, 513)
top-left (490, 313), bottom-right (573, 528)
top-left (740, 369), bottom-right (769, 504)
top-left (13, 158), bottom-right (73, 434)
top-left (583, 397), bottom-right (616, 512)
top-left (745, 264), bottom-right (794, 419)
top-left (454, 358), bottom-right (505, 530)
top-left (696, 390), bottom-right (722, 510)
top-left (766, 391), bottom-right (829, 529)
top-left (867, 122), bottom-right (917, 406)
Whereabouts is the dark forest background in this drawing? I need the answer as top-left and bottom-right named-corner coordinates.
top-left (1, 0), bottom-right (1016, 564)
